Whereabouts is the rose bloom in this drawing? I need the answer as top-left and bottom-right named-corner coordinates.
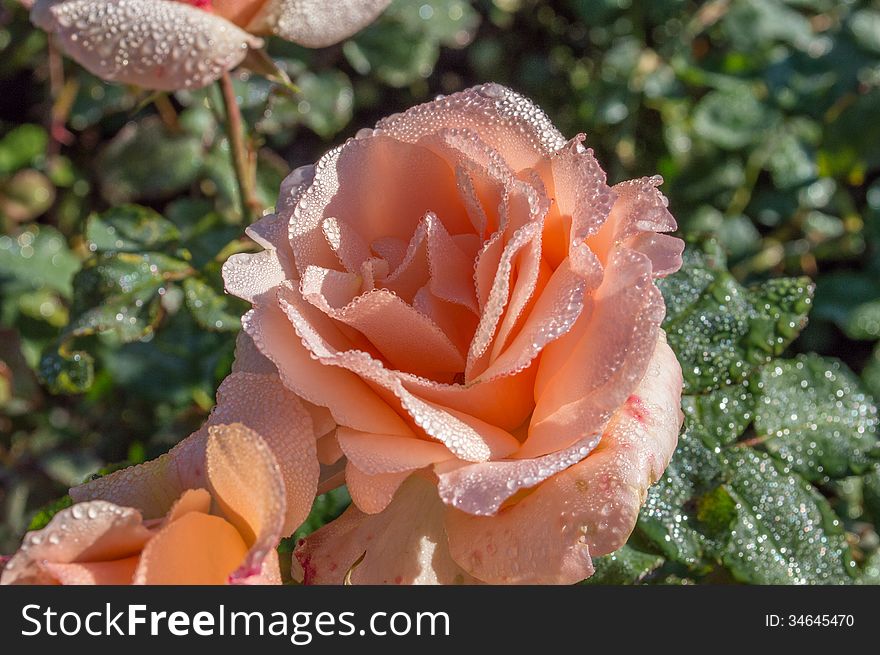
top-left (219, 83), bottom-right (685, 584)
top-left (2, 372), bottom-right (320, 584)
top-left (28, 0), bottom-right (391, 90)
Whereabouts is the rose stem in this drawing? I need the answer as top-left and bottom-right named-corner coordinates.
top-left (219, 71), bottom-right (261, 223)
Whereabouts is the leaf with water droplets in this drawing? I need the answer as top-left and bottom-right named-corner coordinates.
top-left (97, 117), bottom-right (204, 204)
top-left (38, 349), bottom-right (94, 394)
top-left (583, 543), bottom-right (664, 585)
top-left (86, 204), bottom-right (181, 253)
top-left (754, 354), bottom-right (878, 481)
top-left (62, 253), bottom-right (192, 343)
top-left (638, 425), bottom-right (725, 569)
top-left (183, 277), bottom-right (241, 332)
top-left (720, 449), bottom-right (853, 584)
top-left (682, 379), bottom-right (756, 448)
top-left (660, 239), bottom-right (813, 394)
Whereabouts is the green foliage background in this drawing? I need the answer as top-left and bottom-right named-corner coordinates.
top-left (1, 0), bottom-right (880, 583)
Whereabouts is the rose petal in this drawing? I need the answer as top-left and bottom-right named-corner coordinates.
top-left (245, 300), bottom-right (412, 436)
top-left (345, 463), bottom-right (411, 515)
top-left (249, 0), bottom-right (391, 48)
top-left (42, 557), bottom-right (139, 585)
top-left (524, 247), bottom-right (665, 457)
top-left (295, 475), bottom-right (478, 585)
top-left (32, 0), bottom-right (261, 91)
top-left (1, 501), bottom-right (151, 585)
top-left (337, 427), bottom-right (453, 475)
top-left (377, 83), bottom-right (567, 171)
top-left (133, 511), bottom-right (248, 585)
top-left (444, 336), bottom-right (682, 584)
top-left (72, 373), bottom-right (319, 537)
top-left (436, 433), bottom-right (602, 516)
top-left (205, 423), bottom-right (286, 582)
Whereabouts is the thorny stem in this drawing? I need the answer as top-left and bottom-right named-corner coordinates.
top-left (219, 71), bottom-right (261, 223)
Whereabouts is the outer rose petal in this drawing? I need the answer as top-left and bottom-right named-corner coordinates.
top-left (71, 372), bottom-right (319, 537)
top-left (205, 423), bottom-right (286, 583)
top-left (295, 475), bottom-right (478, 585)
top-left (443, 336), bottom-right (683, 584)
top-left (248, 0), bottom-right (391, 48)
top-left (376, 83), bottom-right (567, 171)
top-left (133, 512), bottom-right (249, 585)
top-left (31, 0), bottom-right (261, 91)
top-left (1, 501), bottom-right (151, 585)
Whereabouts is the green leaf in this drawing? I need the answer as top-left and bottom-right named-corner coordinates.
top-left (38, 349), bottom-right (94, 394)
top-left (754, 355), bottom-right (878, 481)
top-left (638, 425), bottom-right (724, 568)
top-left (0, 225), bottom-right (80, 299)
top-left (692, 87), bottom-right (771, 150)
top-left (681, 380), bottom-right (755, 447)
top-left (0, 124), bottom-right (48, 174)
top-left (344, 21), bottom-right (440, 88)
top-left (64, 253), bottom-right (191, 343)
top-left (584, 544), bottom-right (664, 585)
top-left (97, 117), bottom-right (204, 204)
top-left (660, 240), bottom-right (813, 394)
top-left (86, 205), bottom-right (181, 253)
top-left (295, 70), bottom-right (354, 139)
top-left (720, 449), bottom-right (852, 584)
top-left (182, 277), bottom-right (241, 332)
top-left (844, 299), bottom-right (880, 340)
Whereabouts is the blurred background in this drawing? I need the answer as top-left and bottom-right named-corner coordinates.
top-left (1, 0), bottom-right (879, 575)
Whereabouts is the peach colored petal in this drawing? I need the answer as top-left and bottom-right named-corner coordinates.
top-left (134, 511), bottom-right (248, 585)
top-left (275, 289), bottom-right (520, 461)
top-left (231, 330), bottom-right (277, 375)
top-left (628, 232), bottom-right (685, 278)
top-left (444, 336), bottom-right (682, 584)
top-left (316, 431), bottom-right (344, 465)
top-left (245, 300), bottom-right (411, 436)
top-left (337, 427), bottom-right (454, 474)
top-left (436, 433), bottom-right (602, 516)
top-left (296, 475), bottom-right (478, 585)
top-left (42, 557), bottom-right (139, 585)
top-left (165, 488), bottom-right (212, 522)
top-left (478, 242), bottom-right (602, 382)
top-left (302, 286), bottom-right (466, 380)
top-left (376, 83), bottom-right (567, 171)
top-left (587, 177), bottom-right (680, 273)
top-left (399, 364), bottom-right (537, 432)
top-left (72, 373), bottom-right (319, 537)
top-left (345, 463), bottom-right (411, 514)
top-left (211, 0), bottom-right (266, 27)
top-left (1, 501), bottom-right (151, 585)
top-left (31, 0), bottom-right (261, 91)
top-left (205, 423), bottom-right (286, 582)
top-left (289, 136), bottom-right (470, 277)
top-left (249, 0), bottom-right (391, 48)
top-left (223, 250), bottom-right (287, 304)
top-left (524, 247), bottom-right (665, 457)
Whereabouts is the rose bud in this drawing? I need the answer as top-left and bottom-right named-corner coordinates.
top-left (29, 0), bottom-right (391, 90)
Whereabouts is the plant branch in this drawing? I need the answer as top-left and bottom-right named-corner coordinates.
top-left (219, 71), bottom-right (261, 223)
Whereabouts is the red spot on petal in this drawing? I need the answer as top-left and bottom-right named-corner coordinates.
top-left (626, 394), bottom-right (649, 424)
top-left (181, 0), bottom-right (214, 11)
top-left (394, 575), bottom-right (403, 584)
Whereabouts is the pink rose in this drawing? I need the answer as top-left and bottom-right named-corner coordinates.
top-left (2, 423), bottom-right (286, 585)
top-left (224, 83), bottom-right (685, 584)
top-left (29, 0), bottom-right (391, 90)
